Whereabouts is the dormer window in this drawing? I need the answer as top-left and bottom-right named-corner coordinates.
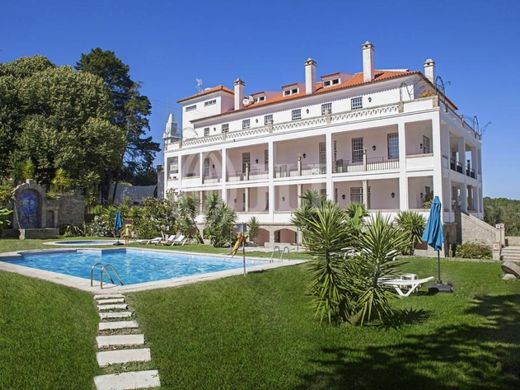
top-left (323, 78), bottom-right (340, 87)
top-left (283, 87), bottom-right (299, 96)
top-left (185, 104), bottom-right (196, 112)
top-left (254, 96), bottom-right (266, 102)
top-left (204, 99), bottom-right (216, 107)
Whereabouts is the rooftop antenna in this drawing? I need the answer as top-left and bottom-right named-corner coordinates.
top-left (195, 78), bottom-right (203, 92)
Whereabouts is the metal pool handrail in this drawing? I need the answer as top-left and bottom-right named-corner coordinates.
top-left (90, 262), bottom-right (125, 289)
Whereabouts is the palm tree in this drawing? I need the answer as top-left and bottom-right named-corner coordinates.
top-left (294, 200), bottom-right (354, 323)
top-left (177, 195), bottom-right (203, 243)
top-left (247, 216), bottom-right (260, 243)
top-left (347, 214), bottom-right (408, 325)
top-left (395, 211), bottom-right (426, 255)
top-left (203, 193), bottom-right (237, 247)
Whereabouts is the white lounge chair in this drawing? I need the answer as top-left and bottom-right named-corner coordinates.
top-left (171, 234), bottom-right (187, 246)
top-left (147, 236), bottom-right (163, 244)
top-left (380, 276), bottom-right (434, 297)
top-left (159, 234), bottom-right (179, 245)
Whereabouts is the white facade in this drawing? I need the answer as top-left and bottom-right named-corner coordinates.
top-left (164, 42), bottom-right (483, 247)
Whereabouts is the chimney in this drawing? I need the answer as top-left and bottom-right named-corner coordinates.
top-left (304, 58), bottom-right (317, 95)
top-left (424, 58), bottom-right (435, 83)
top-left (234, 78), bottom-right (245, 110)
top-left (362, 41), bottom-right (375, 82)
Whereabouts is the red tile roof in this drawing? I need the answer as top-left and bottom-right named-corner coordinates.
top-left (185, 70), bottom-right (456, 122)
top-left (177, 85), bottom-right (233, 103)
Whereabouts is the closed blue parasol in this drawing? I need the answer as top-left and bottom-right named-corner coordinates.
top-left (422, 196), bottom-right (453, 292)
top-left (114, 209), bottom-right (123, 245)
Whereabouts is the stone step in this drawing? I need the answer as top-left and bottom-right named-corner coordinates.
top-left (99, 320), bottom-right (139, 331)
top-left (503, 256), bottom-right (520, 261)
top-left (97, 334), bottom-right (144, 348)
top-left (98, 304), bottom-right (128, 311)
top-left (94, 370), bottom-right (160, 390)
top-left (94, 294), bottom-right (125, 300)
top-left (96, 298), bottom-right (125, 305)
top-left (99, 311), bottom-right (132, 320)
top-left (96, 348), bottom-right (151, 368)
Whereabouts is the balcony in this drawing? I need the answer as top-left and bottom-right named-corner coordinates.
top-left (333, 156), bottom-right (399, 174)
top-left (274, 162), bottom-right (326, 178)
top-left (228, 164), bottom-right (268, 182)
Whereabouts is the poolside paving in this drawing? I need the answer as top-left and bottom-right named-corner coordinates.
top-left (93, 294), bottom-right (160, 389)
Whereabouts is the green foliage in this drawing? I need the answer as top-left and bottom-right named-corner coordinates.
top-left (132, 198), bottom-right (176, 239)
top-left (484, 197), bottom-right (520, 236)
top-left (347, 215), bottom-right (408, 325)
top-left (176, 195), bottom-right (202, 243)
top-left (76, 48), bottom-right (159, 194)
top-left (0, 208), bottom-right (13, 232)
top-left (395, 211), bottom-right (426, 255)
top-left (296, 201), bottom-right (353, 323)
top-left (0, 179), bottom-right (14, 208)
top-left (247, 216), bottom-right (260, 242)
top-left (0, 56), bottom-right (126, 188)
top-left (203, 193), bottom-right (237, 247)
top-left (455, 242), bottom-right (492, 259)
top-left (422, 192), bottom-right (433, 209)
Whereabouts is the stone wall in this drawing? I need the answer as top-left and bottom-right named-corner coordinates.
top-left (506, 236), bottom-right (520, 246)
top-left (56, 194), bottom-right (85, 227)
top-left (460, 212), bottom-right (497, 246)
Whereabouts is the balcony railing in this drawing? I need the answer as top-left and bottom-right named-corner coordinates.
top-left (202, 172), bottom-right (221, 183)
top-left (450, 159), bottom-right (463, 173)
top-left (274, 162), bottom-right (326, 178)
top-left (333, 156), bottom-right (399, 173)
top-left (228, 164), bottom-right (268, 182)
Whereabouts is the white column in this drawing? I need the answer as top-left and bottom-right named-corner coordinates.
top-left (199, 152), bottom-right (204, 183)
top-left (297, 184), bottom-right (302, 208)
top-left (268, 141), bottom-right (275, 220)
top-left (178, 155), bottom-right (183, 190)
top-left (362, 180), bottom-right (369, 209)
top-left (325, 132), bottom-right (333, 200)
top-left (221, 148), bottom-right (227, 203)
top-left (245, 187), bottom-right (249, 212)
top-left (398, 122), bottom-right (408, 210)
top-left (432, 113), bottom-right (444, 211)
top-left (163, 158), bottom-right (169, 198)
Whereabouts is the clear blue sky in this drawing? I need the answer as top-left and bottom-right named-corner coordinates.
top-left (1, 0), bottom-right (519, 198)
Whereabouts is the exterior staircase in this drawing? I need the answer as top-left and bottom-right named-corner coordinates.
top-left (502, 246), bottom-right (520, 262)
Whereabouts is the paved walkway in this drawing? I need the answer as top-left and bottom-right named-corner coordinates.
top-left (93, 294), bottom-right (160, 390)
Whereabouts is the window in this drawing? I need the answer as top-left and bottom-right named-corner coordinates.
top-left (350, 187), bottom-right (363, 204)
top-left (351, 96), bottom-right (363, 110)
top-left (323, 78), bottom-right (340, 87)
top-left (203, 158), bottom-right (210, 177)
top-left (352, 137), bottom-right (364, 163)
top-left (242, 119), bottom-right (250, 129)
top-left (284, 90), bottom-right (291, 96)
top-left (203, 127), bottom-right (210, 136)
top-left (321, 103), bottom-right (332, 115)
top-left (204, 99), bottom-right (216, 107)
top-left (292, 88), bottom-right (298, 94)
top-left (333, 140), bottom-right (337, 161)
top-left (264, 149), bottom-right (269, 171)
top-left (222, 123), bottom-right (229, 133)
top-left (264, 114), bottom-right (273, 125)
top-left (185, 104), bottom-right (196, 112)
top-left (422, 135), bottom-right (431, 153)
top-left (242, 152), bottom-right (250, 173)
top-left (283, 87), bottom-right (299, 96)
top-left (168, 157), bottom-right (178, 175)
top-left (319, 142), bottom-right (326, 173)
top-left (291, 109), bottom-right (301, 121)
top-left (387, 133), bottom-right (399, 160)
top-left (255, 96), bottom-right (266, 102)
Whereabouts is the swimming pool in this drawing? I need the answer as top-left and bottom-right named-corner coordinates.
top-left (1, 249), bottom-right (266, 285)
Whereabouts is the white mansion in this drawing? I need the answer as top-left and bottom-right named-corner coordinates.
top-left (163, 42), bottom-right (483, 247)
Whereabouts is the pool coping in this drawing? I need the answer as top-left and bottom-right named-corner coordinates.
top-left (0, 247), bottom-right (307, 293)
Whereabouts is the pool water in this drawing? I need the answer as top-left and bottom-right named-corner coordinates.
top-left (2, 249), bottom-right (263, 285)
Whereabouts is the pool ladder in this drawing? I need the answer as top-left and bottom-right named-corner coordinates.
top-left (269, 246), bottom-right (290, 263)
top-left (90, 262), bottom-right (125, 289)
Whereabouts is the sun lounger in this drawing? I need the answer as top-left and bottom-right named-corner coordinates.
top-left (146, 236), bottom-right (163, 244)
top-left (159, 234), bottom-right (179, 245)
top-left (171, 234), bottom-right (187, 246)
top-left (379, 276), bottom-right (434, 297)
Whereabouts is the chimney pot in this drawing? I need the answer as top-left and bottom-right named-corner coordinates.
top-left (234, 78), bottom-right (245, 110)
top-left (304, 58), bottom-right (317, 95)
top-left (424, 58), bottom-right (435, 83)
top-left (362, 41), bottom-right (375, 82)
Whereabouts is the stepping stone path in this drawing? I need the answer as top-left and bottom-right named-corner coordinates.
top-left (93, 294), bottom-right (160, 389)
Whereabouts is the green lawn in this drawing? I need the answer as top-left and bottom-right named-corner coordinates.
top-left (128, 259), bottom-right (520, 390)
top-left (0, 270), bottom-right (99, 389)
top-left (1, 239), bottom-right (520, 388)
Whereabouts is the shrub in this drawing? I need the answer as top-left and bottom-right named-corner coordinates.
top-left (395, 211), bottom-right (426, 255)
top-left (247, 216), bottom-right (260, 243)
top-left (0, 208), bottom-right (13, 232)
top-left (203, 193), bottom-right (237, 247)
top-left (176, 195), bottom-right (202, 242)
top-left (455, 242), bottom-right (492, 259)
